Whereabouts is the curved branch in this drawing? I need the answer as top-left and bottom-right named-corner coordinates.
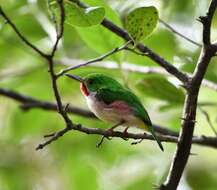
top-left (59, 58), bottom-right (217, 92)
top-left (2, 88), bottom-right (217, 150)
top-left (159, 19), bottom-right (202, 47)
top-left (71, 0), bottom-right (189, 84)
top-left (56, 41), bottom-right (132, 77)
top-left (160, 1), bottom-right (217, 189)
top-left (36, 122), bottom-right (217, 150)
top-left (0, 88), bottom-right (178, 137)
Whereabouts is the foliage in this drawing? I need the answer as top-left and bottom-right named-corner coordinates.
top-left (0, 0), bottom-right (217, 190)
top-left (125, 6), bottom-right (158, 43)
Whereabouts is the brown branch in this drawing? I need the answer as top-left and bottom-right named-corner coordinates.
top-left (102, 19), bottom-right (189, 84)
top-left (72, 0), bottom-right (189, 84)
top-left (198, 1), bottom-right (217, 45)
top-left (36, 123), bottom-right (217, 150)
top-left (0, 1), bottom-right (72, 128)
top-left (56, 40), bottom-right (132, 77)
top-left (0, 88), bottom-right (178, 137)
top-left (0, 1), bottom-right (75, 146)
top-left (3, 1), bottom-right (217, 188)
top-left (159, 19), bottom-right (202, 47)
top-left (2, 87), bottom-right (217, 150)
top-left (160, 1), bottom-right (217, 189)
top-left (45, 0), bottom-right (74, 134)
top-left (59, 58), bottom-right (217, 92)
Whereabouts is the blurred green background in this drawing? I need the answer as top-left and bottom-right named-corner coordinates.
top-left (0, 0), bottom-right (217, 189)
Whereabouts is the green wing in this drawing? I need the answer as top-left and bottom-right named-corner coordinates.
top-left (96, 87), bottom-right (164, 151)
top-left (96, 87), bottom-right (152, 126)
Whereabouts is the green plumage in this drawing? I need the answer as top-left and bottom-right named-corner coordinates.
top-left (96, 88), bottom-right (152, 126)
top-left (84, 73), bottom-right (164, 151)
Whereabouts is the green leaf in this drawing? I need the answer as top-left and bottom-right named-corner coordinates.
top-left (125, 6), bottom-right (159, 42)
top-left (65, 2), bottom-right (105, 27)
top-left (75, 0), bottom-right (123, 59)
top-left (136, 75), bottom-right (184, 103)
top-left (48, 0), bottom-right (105, 27)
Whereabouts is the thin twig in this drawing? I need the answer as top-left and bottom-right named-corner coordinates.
top-left (45, 0), bottom-right (73, 130)
top-left (59, 58), bottom-right (217, 92)
top-left (35, 121), bottom-right (217, 150)
top-left (56, 40), bottom-right (132, 77)
top-left (159, 19), bottom-right (202, 47)
top-left (50, 0), bottom-right (65, 57)
top-left (72, 0), bottom-right (190, 84)
top-left (199, 106), bottom-right (217, 136)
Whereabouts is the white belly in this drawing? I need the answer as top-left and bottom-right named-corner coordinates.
top-left (85, 93), bottom-right (143, 127)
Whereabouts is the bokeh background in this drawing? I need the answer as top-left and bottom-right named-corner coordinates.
top-left (1, 0), bottom-right (217, 189)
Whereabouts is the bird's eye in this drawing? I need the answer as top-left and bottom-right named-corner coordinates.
top-left (88, 79), bottom-right (93, 85)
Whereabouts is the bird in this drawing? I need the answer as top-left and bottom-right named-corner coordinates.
top-left (66, 73), bottom-right (164, 151)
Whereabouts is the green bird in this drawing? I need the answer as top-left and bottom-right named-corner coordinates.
top-left (66, 73), bottom-right (164, 151)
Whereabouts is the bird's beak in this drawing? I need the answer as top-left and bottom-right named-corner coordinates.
top-left (65, 74), bottom-right (83, 82)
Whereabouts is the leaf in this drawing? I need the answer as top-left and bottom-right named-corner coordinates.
top-left (125, 6), bottom-right (159, 42)
top-left (75, 0), bottom-right (123, 59)
top-left (136, 75), bottom-right (184, 103)
top-left (64, 2), bottom-right (105, 27)
top-left (48, 0), bottom-right (105, 27)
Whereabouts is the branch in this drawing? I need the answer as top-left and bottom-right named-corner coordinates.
top-left (59, 58), bottom-right (217, 92)
top-left (159, 19), bottom-right (202, 47)
top-left (0, 6), bottom-right (48, 58)
top-left (102, 19), bottom-right (189, 84)
top-left (56, 40), bottom-right (132, 77)
top-left (2, 87), bottom-right (217, 150)
top-left (0, 88), bottom-right (178, 137)
top-left (0, 2), bottom-right (73, 131)
top-left (0, 1), bottom-right (77, 147)
top-left (160, 1), bottom-right (217, 189)
top-left (198, 0), bottom-right (217, 45)
top-left (36, 122), bottom-right (217, 150)
top-left (72, 0), bottom-right (189, 84)
top-left (45, 0), bottom-right (74, 135)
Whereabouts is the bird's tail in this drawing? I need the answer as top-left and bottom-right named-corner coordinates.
top-left (143, 121), bottom-right (164, 151)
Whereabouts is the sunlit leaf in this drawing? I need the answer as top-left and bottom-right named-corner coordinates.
top-left (48, 0), bottom-right (105, 27)
top-left (64, 2), bottom-right (105, 27)
top-left (125, 6), bottom-right (159, 42)
top-left (75, 0), bottom-right (123, 59)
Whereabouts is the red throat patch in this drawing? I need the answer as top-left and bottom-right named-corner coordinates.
top-left (80, 83), bottom-right (89, 96)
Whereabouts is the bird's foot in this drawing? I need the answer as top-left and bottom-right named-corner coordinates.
top-left (96, 135), bottom-right (111, 148)
top-left (96, 128), bottom-right (114, 148)
top-left (96, 121), bottom-right (125, 148)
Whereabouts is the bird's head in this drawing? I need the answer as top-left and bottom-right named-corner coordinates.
top-left (66, 73), bottom-right (122, 96)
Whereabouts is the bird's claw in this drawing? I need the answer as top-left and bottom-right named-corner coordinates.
top-left (96, 135), bottom-right (112, 148)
